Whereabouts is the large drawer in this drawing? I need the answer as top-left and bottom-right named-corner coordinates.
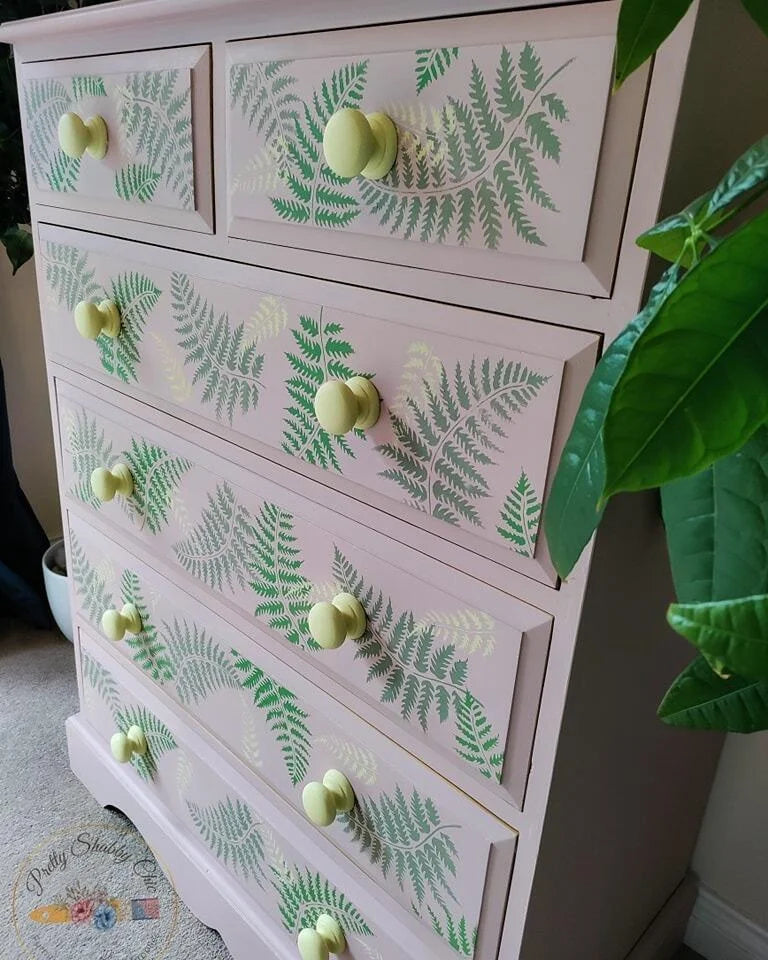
top-left (78, 629), bottom-right (504, 960)
top-left (40, 224), bottom-right (599, 587)
top-left (56, 378), bottom-right (551, 815)
top-left (226, 2), bottom-right (644, 296)
top-left (20, 47), bottom-right (212, 231)
top-left (69, 513), bottom-right (516, 957)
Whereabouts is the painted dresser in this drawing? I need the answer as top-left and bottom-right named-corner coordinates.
top-left (2, 2), bottom-right (725, 958)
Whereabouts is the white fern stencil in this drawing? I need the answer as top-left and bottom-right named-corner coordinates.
top-left (232, 145), bottom-right (284, 196)
top-left (150, 332), bottom-right (192, 402)
top-left (262, 825), bottom-right (291, 882)
top-left (354, 938), bottom-right (385, 960)
top-left (384, 100), bottom-right (458, 167)
top-left (239, 689), bottom-right (262, 769)
top-left (93, 557), bottom-right (116, 592)
top-left (175, 750), bottom-right (194, 799)
top-left (111, 85), bottom-right (139, 160)
top-left (390, 341), bottom-right (444, 426)
top-left (243, 294), bottom-right (289, 345)
top-left (306, 580), bottom-right (342, 605)
top-left (314, 734), bottom-right (378, 786)
top-left (418, 608), bottom-right (497, 657)
top-left (170, 493), bottom-right (194, 537)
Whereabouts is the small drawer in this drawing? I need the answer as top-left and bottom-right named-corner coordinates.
top-left (56, 378), bottom-right (551, 816)
top-left (77, 629), bottom-right (448, 960)
top-left (20, 47), bottom-right (212, 231)
top-left (39, 224), bottom-right (598, 586)
top-left (226, 2), bottom-right (643, 296)
top-left (69, 514), bottom-right (516, 958)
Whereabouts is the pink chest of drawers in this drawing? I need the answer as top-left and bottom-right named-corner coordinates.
top-left (2, 2), bottom-right (724, 958)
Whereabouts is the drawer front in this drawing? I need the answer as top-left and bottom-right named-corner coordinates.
top-left (226, 2), bottom-right (639, 295)
top-left (40, 225), bottom-right (598, 585)
top-left (69, 514), bottom-right (516, 957)
top-left (77, 631), bottom-right (431, 960)
top-left (57, 379), bottom-right (551, 813)
top-left (21, 47), bottom-right (212, 231)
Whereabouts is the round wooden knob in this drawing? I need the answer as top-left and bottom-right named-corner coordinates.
top-left (74, 299), bottom-right (121, 340)
top-left (302, 769), bottom-right (355, 827)
top-left (110, 725), bottom-right (147, 763)
top-left (308, 593), bottom-right (366, 650)
top-left (314, 376), bottom-right (380, 435)
top-left (297, 915), bottom-right (346, 960)
top-left (90, 464), bottom-right (134, 502)
top-left (101, 603), bottom-right (142, 642)
top-left (323, 108), bottom-right (397, 180)
top-left (58, 111), bottom-right (108, 160)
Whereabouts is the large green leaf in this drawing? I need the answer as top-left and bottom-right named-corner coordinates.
top-left (668, 594), bottom-right (768, 680)
top-left (658, 655), bottom-right (768, 732)
top-left (543, 267), bottom-right (679, 579)
top-left (603, 208), bottom-right (768, 497)
top-left (661, 426), bottom-right (768, 604)
top-left (614, 0), bottom-right (694, 89)
top-left (637, 136), bottom-right (768, 266)
top-left (742, 0), bottom-right (768, 36)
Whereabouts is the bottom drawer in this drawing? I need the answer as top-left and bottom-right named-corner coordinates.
top-left (76, 627), bottom-right (477, 960)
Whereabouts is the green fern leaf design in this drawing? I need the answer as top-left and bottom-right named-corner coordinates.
top-left (187, 796), bottom-right (266, 885)
top-left (249, 502), bottom-right (316, 651)
top-left (377, 357), bottom-right (548, 528)
top-left (115, 704), bottom-right (176, 781)
top-left (46, 149), bottom-right (81, 192)
top-left (339, 785), bottom-right (459, 907)
top-left (120, 569), bottom-right (173, 683)
top-left (96, 271), bottom-right (162, 384)
top-left (269, 61), bottom-right (367, 227)
top-left (163, 618), bottom-right (239, 705)
top-left (427, 904), bottom-right (477, 957)
top-left (65, 407), bottom-right (113, 508)
top-left (43, 242), bottom-right (99, 311)
top-left (69, 531), bottom-right (114, 624)
top-left (497, 469), bottom-right (542, 558)
top-left (415, 48), bottom-right (459, 93)
top-left (272, 866), bottom-right (372, 937)
top-left (230, 59), bottom-right (300, 174)
top-left (332, 547), bottom-right (468, 732)
top-left (71, 75), bottom-right (106, 100)
top-left (123, 437), bottom-right (192, 535)
top-left (23, 78), bottom-right (81, 192)
top-left (114, 163), bottom-right (161, 203)
top-left (358, 44), bottom-right (572, 249)
top-left (173, 482), bottom-right (254, 592)
top-left (454, 691), bottom-right (503, 783)
top-left (232, 651), bottom-right (311, 786)
top-left (81, 651), bottom-right (121, 717)
top-left (116, 70), bottom-right (193, 208)
top-left (172, 272), bottom-right (265, 424)
top-left (282, 312), bottom-right (368, 472)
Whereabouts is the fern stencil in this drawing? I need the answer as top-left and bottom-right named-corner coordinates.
top-left (115, 69), bottom-right (193, 208)
top-left (43, 242), bottom-right (99, 311)
top-left (230, 60), bottom-right (300, 175)
top-left (282, 311), bottom-right (368, 472)
top-left (272, 866), bottom-right (372, 937)
top-left (120, 569), bottom-right (173, 683)
top-left (173, 482), bottom-right (254, 592)
top-left (454, 692), bottom-right (503, 783)
top-left (114, 163), bottom-right (161, 203)
top-left (427, 905), bottom-right (477, 958)
top-left (162, 618), bottom-right (239, 704)
top-left (314, 734), bottom-right (378, 787)
top-left (123, 437), bottom-right (191, 535)
top-left (69, 531), bottom-right (114, 625)
top-left (24, 79), bottom-right (80, 192)
top-left (339, 785), bottom-right (459, 908)
top-left (65, 408), bottom-right (113, 508)
top-left (358, 43), bottom-right (572, 248)
top-left (415, 48), bottom-right (459, 93)
top-left (332, 548), bottom-right (467, 732)
top-left (377, 356), bottom-right (548, 528)
top-left (115, 704), bottom-right (177, 781)
top-left (418, 608), bottom-right (496, 657)
top-left (243, 294), bottom-right (288, 344)
top-left (96, 271), bottom-right (162, 384)
top-left (172, 272), bottom-right (265, 424)
top-left (71, 75), bottom-right (107, 100)
top-left (497, 470), bottom-right (542, 558)
top-left (187, 796), bottom-right (266, 885)
top-left (232, 651), bottom-right (311, 786)
top-left (270, 61), bottom-right (367, 227)
top-left (249, 502), bottom-right (316, 650)
top-left (81, 651), bottom-right (121, 716)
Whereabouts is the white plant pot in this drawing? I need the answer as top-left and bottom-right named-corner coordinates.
top-left (42, 538), bottom-right (73, 642)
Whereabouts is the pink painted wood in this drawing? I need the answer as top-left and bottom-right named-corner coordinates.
top-left (68, 512), bottom-right (517, 955)
top-left (19, 46), bottom-right (213, 232)
top-left (38, 223), bottom-right (599, 587)
top-left (225, 2), bottom-right (643, 297)
top-left (57, 377), bottom-right (551, 815)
